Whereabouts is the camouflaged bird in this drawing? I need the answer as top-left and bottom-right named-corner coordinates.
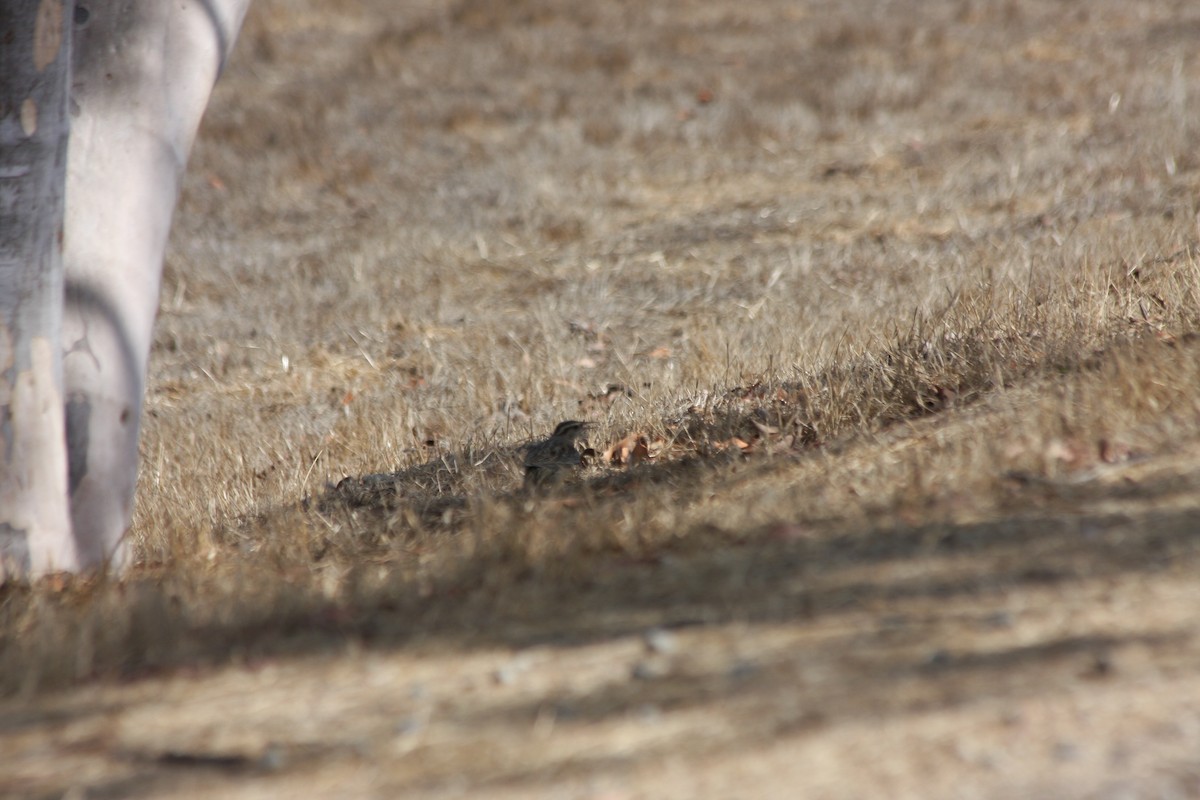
top-left (523, 420), bottom-right (590, 489)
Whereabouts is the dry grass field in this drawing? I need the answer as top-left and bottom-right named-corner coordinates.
top-left (5, 0), bottom-right (1200, 796)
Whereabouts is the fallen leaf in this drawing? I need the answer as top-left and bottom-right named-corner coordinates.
top-left (1044, 438), bottom-right (1084, 468)
top-left (626, 436), bottom-right (650, 466)
top-left (605, 433), bottom-right (650, 466)
top-left (1098, 438), bottom-right (1133, 464)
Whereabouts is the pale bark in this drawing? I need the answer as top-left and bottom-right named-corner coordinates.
top-left (1, 0), bottom-right (249, 578)
top-left (60, 0), bottom-right (250, 570)
top-left (0, 1), bottom-right (75, 577)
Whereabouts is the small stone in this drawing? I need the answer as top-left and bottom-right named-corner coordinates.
top-left (643, 627), bottom-right (677, 655)
top-left (493, 654), bottom-right (533, 685)
top-left (259, 743), bottom-right (286, 771)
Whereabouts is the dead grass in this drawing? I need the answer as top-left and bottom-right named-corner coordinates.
top-left (5, 0), bottom-right (1200, 797)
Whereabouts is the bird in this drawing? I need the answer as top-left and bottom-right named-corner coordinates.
top-left (523, 420), bottom-right (590, 489)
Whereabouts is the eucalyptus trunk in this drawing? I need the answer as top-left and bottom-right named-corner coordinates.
top-left (0, 0), bottom-right (249, 578)
top-left (0, 0), bottom-right (75, 576)
top-left (62, 0), bottom-right (250, 570)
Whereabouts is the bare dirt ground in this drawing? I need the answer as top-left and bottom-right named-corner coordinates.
top-left (5, 0), bottom-right (1200, 797)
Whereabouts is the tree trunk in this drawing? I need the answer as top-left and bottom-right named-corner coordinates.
top-left (61, 0), bottom-right (250, 569)
top-left (0, 0), bottom-right (75, 577)
top-left (1, 0), bottom-right (249, 579)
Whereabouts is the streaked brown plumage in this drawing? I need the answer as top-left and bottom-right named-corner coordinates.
top-left (523, 420), bottom-right (589, 489)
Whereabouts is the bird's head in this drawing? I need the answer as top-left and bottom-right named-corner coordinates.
top-left (551, 420), bottom-right (590, 441)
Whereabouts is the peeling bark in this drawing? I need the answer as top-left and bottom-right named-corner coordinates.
top-left (0, 0), bottom-right (75, 577)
